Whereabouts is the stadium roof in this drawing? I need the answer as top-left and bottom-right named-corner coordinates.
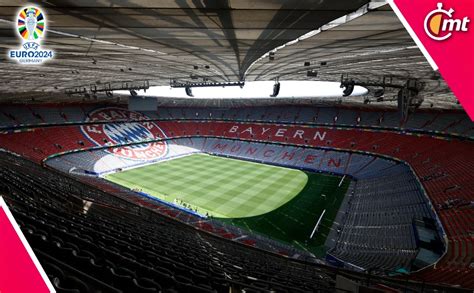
top-left (0, 0), bottom-right (459, 109)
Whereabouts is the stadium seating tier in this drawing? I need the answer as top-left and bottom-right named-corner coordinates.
top-left (0, 105), bottom-right (472, 289)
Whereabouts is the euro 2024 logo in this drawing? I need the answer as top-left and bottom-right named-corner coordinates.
top-left (8, 6), bottom-right (54, 64)
top-left (424, 3), bottom-right (470, 41)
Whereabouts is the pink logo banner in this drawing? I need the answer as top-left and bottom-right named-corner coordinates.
top-left (0, 197), bottom-right (55, 293)
top-left (389, 0), bottom-right (474, 120)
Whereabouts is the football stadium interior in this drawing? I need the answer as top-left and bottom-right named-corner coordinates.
top-left (0, 0), bottom-right (473, 292)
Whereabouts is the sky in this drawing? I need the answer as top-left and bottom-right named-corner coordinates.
top-left (116, 80), bottom-right (367, 99)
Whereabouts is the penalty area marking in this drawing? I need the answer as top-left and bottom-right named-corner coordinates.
top-left (338, 175), bottom-right (346, 187)
top-left (309, 209), bottom-right (326, 239)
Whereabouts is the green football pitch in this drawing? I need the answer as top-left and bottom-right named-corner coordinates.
top-left (105, 154), bottom-right (308, 218)
top-left (105, 153), bottom-right (349, 255)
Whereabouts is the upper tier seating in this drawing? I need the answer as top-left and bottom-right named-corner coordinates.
top-left (1, 105), bottom-right (472, 138)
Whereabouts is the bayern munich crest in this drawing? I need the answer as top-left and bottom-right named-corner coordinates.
top-left (81, 108), bottom-right (168, 161)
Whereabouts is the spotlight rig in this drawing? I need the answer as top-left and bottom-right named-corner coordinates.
top-left (170, 79), bottom-right (245, 97)
top-left (340, 78), bottom-right (355, 97)
top-left (185, 87), bottom-right (193, 97)
top-left (65, 80), bottom-right (150, 98)
top-left (170, 80), bottom-right (245, 88)
top-left (270, 79), bottom-right (280, 97)
top-left (340, 75), bottom-right (424, 122)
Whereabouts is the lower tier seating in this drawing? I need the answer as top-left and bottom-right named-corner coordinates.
top-left (1, 152), bottom-right (452, 292)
